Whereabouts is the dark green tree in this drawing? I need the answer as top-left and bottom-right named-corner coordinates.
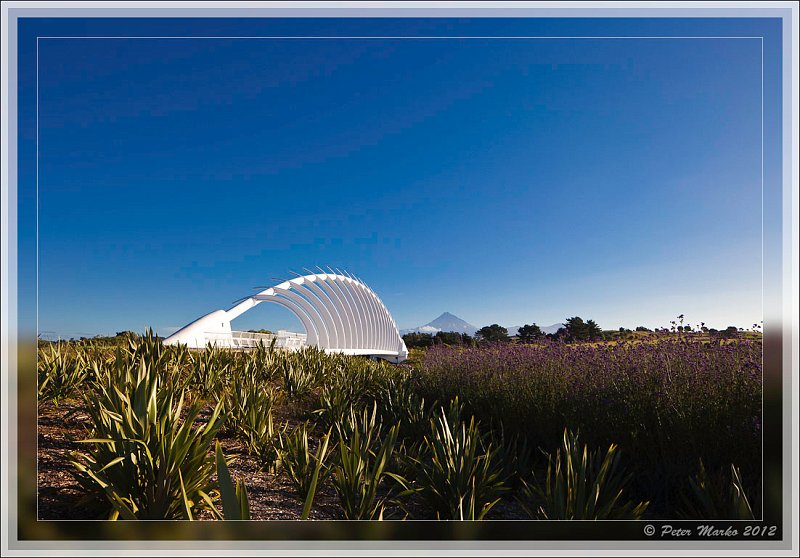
top-left (434, 331), bottom-right (465, 345)
top-left (517, 324), bottom-right (544, 343)
top-left (586, 320), bottom-right (602, 340)
top-left (476, 324), bottom-right (510, 343)
top-left (548, 327), bottom-right (567, 341)
top-left (722, 326), bottom-right (739, 339)
top-left (564, 316), bottom-right (602, 342)
top-left (564, 317), bottom-right (587, 341)
top-left (402, 332), bottom-right (434, 348)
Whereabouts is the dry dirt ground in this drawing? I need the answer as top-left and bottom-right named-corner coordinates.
top-left (37, 399), bottom-right (528, 521)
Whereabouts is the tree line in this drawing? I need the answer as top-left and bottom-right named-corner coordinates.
top-left (402, 314), bottom-right (753, 349)
top-left (402, 316), bottom-right (605, 349)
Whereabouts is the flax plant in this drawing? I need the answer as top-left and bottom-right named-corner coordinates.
top-left (281, 360), bottom-right (316, 398)
top-left (189, 343), bottom-right (231, 399)
top-left (214, 441), bottom-right (251, 520)
top-left (224, 363), bottom-right (285, 471)
top-left (69, 349), bottom-right (223, 519)
top-left (38, 342), bottom-right (88, 406)
top-left (412, 398), bottom-right (507, 520)
top-left (678, 460), bottom-right (755, 519)
top-left (280, 422), bottom-right (333, 519)
top-left (519, 428), bottom-right (649, 520)
top-left (330, 403), bottom-right (401, 519)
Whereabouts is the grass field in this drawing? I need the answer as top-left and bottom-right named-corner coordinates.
top-left (36, 331), bottom-right (761, 521)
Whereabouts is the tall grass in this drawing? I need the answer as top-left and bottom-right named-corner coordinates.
top-left (417, 339), bottom-right (761, 503)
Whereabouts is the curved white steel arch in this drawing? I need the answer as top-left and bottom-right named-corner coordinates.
top-left (331, 269), bottom-right (366, 350)
top-left (264, 289), bottom-right (322, 346)
top-left (163, 271), bottom-right (408, 363)
top-left (319, 274), bottom-right (359, 350)
top-left (350, 278), bottom-right (373, 348)
top-left (292, 279), bottom-right (340, 349)
top-left (302, 277), bottom-right (344, 350)
top-left (335, 275), bottom-right (367, 350)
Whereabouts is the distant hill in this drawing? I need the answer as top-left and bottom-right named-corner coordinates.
top-left (506, 323), bottom-right (566, 336)
top-left (401, 312), bottom-right (478, 336)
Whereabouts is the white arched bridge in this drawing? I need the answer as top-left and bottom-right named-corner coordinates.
top-left (163, 270), bottom-right (408, 363)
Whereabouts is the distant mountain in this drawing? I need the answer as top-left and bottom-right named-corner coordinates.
top-left (402, 313), bottom-right (566, 338)
top-left (401, 312), bottom-right (478, 336)
top-left (506, 323), bottom-right (565, 336)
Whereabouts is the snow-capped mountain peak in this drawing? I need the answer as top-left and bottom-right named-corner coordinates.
top-left (401, 312), bottom-right (478, 336)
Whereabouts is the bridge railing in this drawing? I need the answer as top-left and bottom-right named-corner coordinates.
top-left (231, 330), bottom-right (307, 350)
top-left (201, 330), bottom-right (307, 350)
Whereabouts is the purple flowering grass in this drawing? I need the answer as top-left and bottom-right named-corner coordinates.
top-left (415, 338), bottom-right (762, 502)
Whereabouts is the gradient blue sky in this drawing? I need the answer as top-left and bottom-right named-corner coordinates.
top-left (19, 17), bottom-right (780, 339)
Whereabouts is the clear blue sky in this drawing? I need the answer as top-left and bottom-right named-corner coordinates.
top-left (19, 17), bottom-right (780, 339)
